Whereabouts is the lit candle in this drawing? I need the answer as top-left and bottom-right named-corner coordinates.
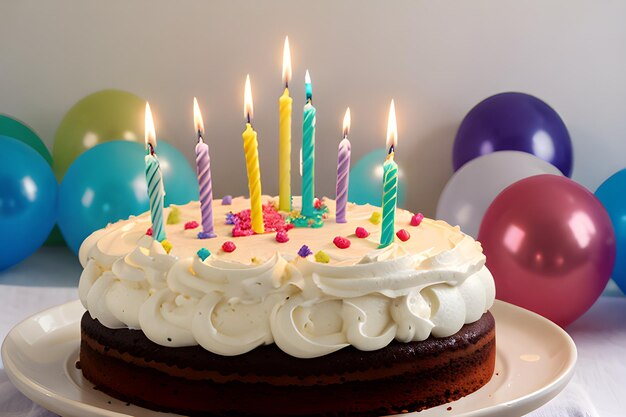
top-left (380, 100), bottom-right (398, 248)
top-left (335, 107), bottom-right (351, 223)
top-left (301, 70), bottom-right (316, 217)
top-left (242, 75), bottom-right (265, 234)
top-left (278, 36), bottom-right (293, 212)
top-left (144, 102), bottom-right (166, 242)
top-left (193, 97), bottom-right (216, 239)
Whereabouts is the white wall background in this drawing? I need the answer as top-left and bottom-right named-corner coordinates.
top-left (1, 0), bottom-right (626, 216)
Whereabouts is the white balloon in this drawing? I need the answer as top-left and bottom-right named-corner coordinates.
top-left (436, 151), bottom-right (563, 238)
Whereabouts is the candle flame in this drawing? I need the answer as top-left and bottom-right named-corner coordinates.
top-left (282, 36), bottom-right (292, 87)
top-left (386, 99), bottom-right (397, 153)
top-left (305, 69), bottom-right (311, 84)
top-left (244, 74), bottom-right (254, 122)
top-left (343, 107), bottom-right (351, 138)
top-left (193, 97), bottom-right (205, 139)
top-left (145, 102), bottom-right (156, 151)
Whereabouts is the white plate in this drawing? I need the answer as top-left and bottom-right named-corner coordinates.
top-left (2, 300), bottom-right (576, 417)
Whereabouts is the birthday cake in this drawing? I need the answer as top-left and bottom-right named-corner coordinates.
top-left (77, 196), bottom-right (496, 416)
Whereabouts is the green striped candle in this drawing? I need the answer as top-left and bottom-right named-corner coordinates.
top-left (379, 100), bottom-right (398, 248)
top-left (144, 103), bottom-right (166, 242)
top-left (301, 70), bottom-right (316, 217)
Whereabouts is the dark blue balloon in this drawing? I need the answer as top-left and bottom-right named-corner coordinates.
top-left (595, 169), bottom-right (626, 295)
top-left (58, 140), bottom-right (198, 254)
top-left (453, 92), bottom-right (573, 177)
top-left (0, 136), bottom-right (57, 271)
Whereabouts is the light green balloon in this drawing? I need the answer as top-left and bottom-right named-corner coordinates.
top-left (0, 114), bottom-right (52, 165)
top-left (52, 89), bottom-right (145, 180)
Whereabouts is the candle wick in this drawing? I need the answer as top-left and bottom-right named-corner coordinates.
top-left (388, 144), bottom-right (395, 155)
top-left (197, 131), bottom-right (204, 143)
top-left (148, 142), bottom-right (155, 156)
top-left (285, 81), bottom-right (289, 89)
top-left (247, 112), bottom-right (251, 125)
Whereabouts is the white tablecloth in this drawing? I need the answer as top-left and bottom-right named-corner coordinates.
top-left (1, 248), bottom-right (625, 417)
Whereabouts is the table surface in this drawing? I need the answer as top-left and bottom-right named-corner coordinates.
top-left (1, 247), bottom-right (625, 417)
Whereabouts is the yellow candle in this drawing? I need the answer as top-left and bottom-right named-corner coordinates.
top-left (243, 75), bottom-right (265, 234)
top-left (279, 36), bottom-right (293, 212)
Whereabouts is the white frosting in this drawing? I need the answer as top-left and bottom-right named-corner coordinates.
top-left (79, 196), bottom-right (495, 358)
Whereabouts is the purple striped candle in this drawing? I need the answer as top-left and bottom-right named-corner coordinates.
top-left (336, 108), bottom-right (351, 223)
top-left (194, 98), bottom-right (216, 239)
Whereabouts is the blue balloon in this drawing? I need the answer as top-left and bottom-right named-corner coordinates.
top-left (453, 92), bottom-right (573, 177)
top-left (58, 140), bottom-right (198, 254)
top-left (348, 148), bottom-right (406, 208)
top-left (595, 169), bottom-right (626, 295)
top-left (0, 136), bottom-right (57, 271)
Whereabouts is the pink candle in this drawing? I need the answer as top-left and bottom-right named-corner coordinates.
top-left (194, 98), bottom-right (216, 239)
top-left (336, 108), bottom-right (351, 223)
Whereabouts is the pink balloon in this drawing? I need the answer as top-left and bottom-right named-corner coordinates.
top-left (478, 174), bottom-right (616, 327)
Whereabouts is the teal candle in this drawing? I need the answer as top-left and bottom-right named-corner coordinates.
top-left (379, 152), bottom-right (398, 248)
top-left (144, 103), bottom-right (166, 242)
top-left (302, 70), bottom-right (316, 217)
top-left (380, 99), bottom-right (398, 248)
top-left (145, 146), bottom-right (166, 242)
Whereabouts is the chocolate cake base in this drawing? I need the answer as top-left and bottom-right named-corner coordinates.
top-left (80, 312), bottom-right (495, 417)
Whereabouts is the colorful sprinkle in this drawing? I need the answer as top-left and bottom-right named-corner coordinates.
top-left (232, 204), bottom-right (294, 237)
top-left (161, 239), bottom-right (173, 254)
top-left (276, 230), bottom-right (289, 243)
top-left (298, 245), bottom-right (313, 258)
top-left (315, 250), bottom-right (330, 263)
top-left (333, 236), bottom-right (351, 249)
top-left (369, 212), bottom-right (382, 225)
top-left (355, 227), bottom-right (370, 238)
top-left (197, 247), bottom-right (211, 261)
top-left (222, 241), bottom-right (236, 253)
top-left (225, 212), bottom-right (236, 225)
top-left (314, 198), bottom-right (322, 209)
top-left (185, 221), bottom-right (199, 230)
top-left (396, 229), bottom-right (411, 242)
top-left (146, 227), bottom-right (153, 236)
top-left (222, 195), bottom-right (233, 205)
top-left (410, 213), bottom-right (424, 227)
top-left (166, 207), bottom-right (181, 225)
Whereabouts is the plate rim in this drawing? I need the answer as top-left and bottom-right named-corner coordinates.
top-left (2, 299), bottom-right (577, 417)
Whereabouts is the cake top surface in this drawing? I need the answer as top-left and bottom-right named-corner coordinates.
top-left (79, 195), bottom-right (469, 268)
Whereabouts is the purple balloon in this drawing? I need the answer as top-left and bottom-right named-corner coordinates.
top-left (453, 92), bottom-right (573, 177)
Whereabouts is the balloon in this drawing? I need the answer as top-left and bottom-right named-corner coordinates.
top-left (0, 136), bottom-right (57, 271)
top-left (0, 115), bottom-right (63, 245)
top-left (348, 148), bottom-right (406, 208)
top-left (52, 89), bottom-right (145, 180)
top-left (58, 141), bottom-right (198, 254)
top-left (0, 114), bottom-right (52, 165)
top-left (478, 175), bottom-right (615, 327)
top-left (453, 92), bottom-right (573, 177)
top-left (437, 151), bottom-right (562, 237)
top-left (595, 169), bottom-right (626, 295)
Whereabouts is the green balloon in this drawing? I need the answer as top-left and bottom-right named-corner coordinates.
top-left (52, 89), bottom-right (145, 180)
top-left (0, 114), bottom-right (52, 165)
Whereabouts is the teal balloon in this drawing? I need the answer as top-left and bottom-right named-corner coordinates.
top-left (348, 149), bottom-right (406, 208)
top-left (0, 115), bottom-right (64, 245)
top-left (595, 169), bottom-right (626, 295)
top-left (58, 140), bottom-right (198, 254)
top-left (0, 115), bottom-right (52, 165)
top-left (0, 136), bottom-right (57, 271)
